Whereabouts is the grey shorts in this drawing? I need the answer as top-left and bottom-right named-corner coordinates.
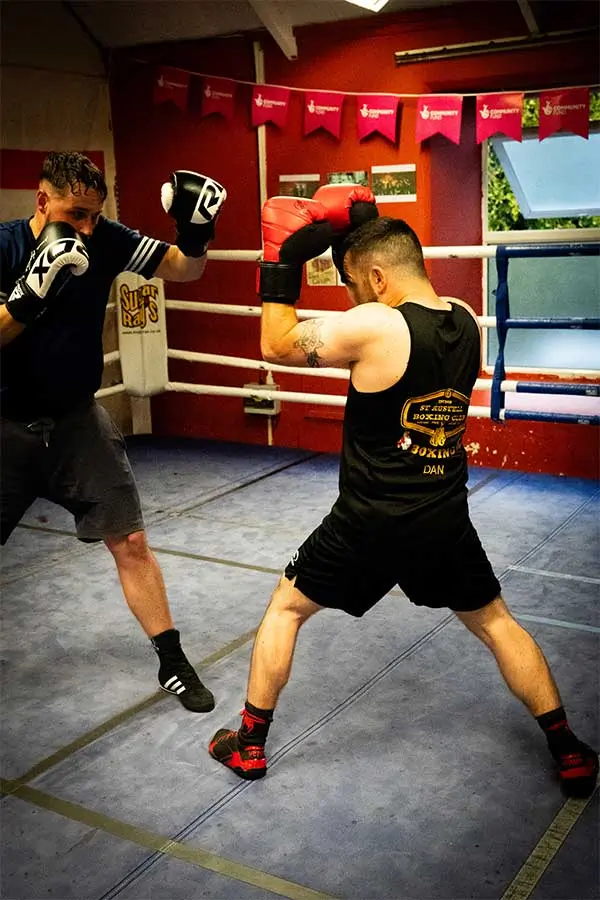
top-left (0, 401), bottom-right (144, 544)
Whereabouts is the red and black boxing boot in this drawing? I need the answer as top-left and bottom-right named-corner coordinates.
top-left (537, 706), bottom-right (599, 797)
top-left (209, 702), bottom-right (273, 780)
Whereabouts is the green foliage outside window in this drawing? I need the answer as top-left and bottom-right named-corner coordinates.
top-left (487, 91), bottom-right (600, 231)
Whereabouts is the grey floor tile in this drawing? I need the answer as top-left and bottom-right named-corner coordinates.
top-left (111, 854), bottom-right (288, 900)
top-left (178, 620), bottom-right (598, 900)
top-left (500, 568), bottom-right (599, 630)
top-left (0, 555), bottom-right (274, 779)
top-left (529, 791), bottom-right (599, 900)
top-left (0, 795), bottom-right (149, 900)
top-left (0, 528), bottom-right (90, 585)
top-left (33, 601), bottom-right (449, 837)
top-left (521, 499), bottom-right (600, 581)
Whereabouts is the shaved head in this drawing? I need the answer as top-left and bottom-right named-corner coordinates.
top-left (344, 217), bottom-right (427, 280)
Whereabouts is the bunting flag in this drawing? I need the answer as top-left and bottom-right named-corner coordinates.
top-left (304, 92), bottom-right (344, 139)
top-left (356, 95), bottom-right (399, 142)
top-left (476, 93), bottom-right (524, 143)
top-left (201, 77), bottom-right (236, 120)
top-left (539, 88), bottom-right (590, 141)
top-left (144, 63), bottom-right (593, 149)
top-left (415, 95), bottom-right (463, 144)
top-left (153, 66), bottom-right (190, 112)
top-left (252, 85), bottom-right (291, 128)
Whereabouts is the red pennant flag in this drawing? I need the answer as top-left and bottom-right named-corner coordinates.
top-left (539, 88), bottom-right (590, 141)
top-left (252, 86), bottom-right (291, 128)
top-left (356, 95), bottom-right (399, 143)
top-left (304, 92), bottom-right (344, 139)
top-left (476, 93), bottom-right (523, 143)
top-left (416, 95), bottom-right (463, 145)
top-left (153, 66), bottom-right (190, 112)
top-left (201, 77), bottom-right (236, 120)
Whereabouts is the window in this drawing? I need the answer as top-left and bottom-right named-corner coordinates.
top-left (484, 92), bottom-right (600, 373)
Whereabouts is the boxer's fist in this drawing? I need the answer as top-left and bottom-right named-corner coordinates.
top-left (259, 197), bottom-right (332, 304)
top-left (161, 170), bottom-right (227, 257)
top-left (313, 183), bottom-right (378, 281)
top-left (6, 222), bottom-right (89, 326)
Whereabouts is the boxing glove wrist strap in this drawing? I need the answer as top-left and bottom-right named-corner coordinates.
top-left (6, 281), bottom-right (42, 326)
top-left (259, 262), bottom-right (302, 305)
top-left (175, 228), bottom-right (209, 258)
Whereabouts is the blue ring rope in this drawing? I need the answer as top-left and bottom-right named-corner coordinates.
top-left (490, 243), bottom-right (600, 424)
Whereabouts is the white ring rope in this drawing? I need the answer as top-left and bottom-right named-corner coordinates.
top-left (165, 299), bottom-right (498, 330)
top-left (168, 347), bottom-right (505, 392)
top-left (205, 246), bottom-right (498, 262)
top-left (98, 245), bottom-right (600, 418)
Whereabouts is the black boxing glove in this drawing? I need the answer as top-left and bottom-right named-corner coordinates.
top-left (259, 197), bottom-right (333, 305)
top-left (312, 183), bottom-right (379, 282)
top-left (6, 222), bottom-right (89, 326)
top-left (161, 170), bottom-right (227, 257)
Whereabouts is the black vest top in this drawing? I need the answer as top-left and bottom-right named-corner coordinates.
top-left (336, 301), bottom-right (480, 529)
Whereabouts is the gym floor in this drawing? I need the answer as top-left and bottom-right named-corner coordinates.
top-left (1, 437), bottom-right (598, 900)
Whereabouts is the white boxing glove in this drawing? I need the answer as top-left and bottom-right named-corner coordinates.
top-left (6, 222), bottom-right (89, 325)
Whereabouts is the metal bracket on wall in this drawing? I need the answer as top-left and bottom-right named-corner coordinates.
top-left (394, 28), bottom-right (598, 65)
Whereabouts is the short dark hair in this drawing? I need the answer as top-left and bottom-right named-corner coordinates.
top-left (344, 217), bottom-right (427, 279)
top-left (40, 151), bottom-right (107, 200)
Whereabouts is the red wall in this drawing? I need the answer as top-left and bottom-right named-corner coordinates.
top-left (109, 1), bottom-right (599, 478)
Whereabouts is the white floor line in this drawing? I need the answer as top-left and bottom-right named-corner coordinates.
top-left (516, 613), bottom-right (600, 634)
top-left (509, 564), bottom-right (600, 586)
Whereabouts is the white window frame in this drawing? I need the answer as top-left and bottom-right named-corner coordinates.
top-left (481, 138), bottom-right (600, 378)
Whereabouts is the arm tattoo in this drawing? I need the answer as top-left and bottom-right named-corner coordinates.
top-left (294, 320), bottom-right (325, 367)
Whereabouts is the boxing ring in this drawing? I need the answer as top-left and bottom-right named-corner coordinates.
top-left (99, 240), bottom-right (600, 431)
top-left (2, 240), bottom-right (599, 900)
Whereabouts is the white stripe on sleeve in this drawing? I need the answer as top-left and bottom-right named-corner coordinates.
top-left (124, 236), bottom-right (160, 274)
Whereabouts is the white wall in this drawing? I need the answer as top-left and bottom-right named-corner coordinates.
top-left (1, 0), bottom-right (117, 218)
top-left (1, 0), bottom-right (130, 427)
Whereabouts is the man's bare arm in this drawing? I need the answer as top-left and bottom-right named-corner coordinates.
top-left (261, 301), bottom-right (399, 370)
top-left (154, 245), bottom-right (208, 283)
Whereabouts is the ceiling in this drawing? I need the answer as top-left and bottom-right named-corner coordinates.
top-left (64, 0), bottom-right (516, 57)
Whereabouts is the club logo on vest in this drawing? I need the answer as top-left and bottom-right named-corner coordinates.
top-left (398, 388), bottom-right (470, 473)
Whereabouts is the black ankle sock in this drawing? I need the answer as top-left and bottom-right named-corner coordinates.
top-left (238, 701), bottom-right (273, 748)
top-left (536, 706), bottom-right (581, 757)
top-left (151, 628), bottom-right (182, 656)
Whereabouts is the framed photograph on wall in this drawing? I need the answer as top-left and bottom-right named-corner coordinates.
top-left (278, 173), bottom-right (321, 198)
top-left (371, 164), bottom-right (416, 202)
top-left (327, 170), bottom-right (369, 186)
top-left (306, 252), bottom-right (339, 287)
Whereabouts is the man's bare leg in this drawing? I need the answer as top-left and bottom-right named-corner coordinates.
top-left (456, 596), bottom-right (598, 795)
top-left (455, 595), bottom-right (561, 716)
top-left (209, 576), bottom-right (322, 779)
top-left (105, 531), bottom-right (214, 712)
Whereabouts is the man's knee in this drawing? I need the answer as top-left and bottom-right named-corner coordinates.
top-left (105, 530), bottom-right (150, 561)
top-left (454, 595), bottom-right (516, 645)
top-left (269, 575), bottom-right (322, 624)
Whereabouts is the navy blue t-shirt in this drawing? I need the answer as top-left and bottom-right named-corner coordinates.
top-left (0, 217), bottom-right (169, 417)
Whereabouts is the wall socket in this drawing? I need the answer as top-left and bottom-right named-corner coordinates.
top-left (243, 382), bottom-right (281, 416)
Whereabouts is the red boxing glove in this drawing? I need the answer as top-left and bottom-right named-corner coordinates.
top-left (312, 183), bottom-right (378, 233)
top-left (312, 183), bottom-right (379, 281)
top-left (259, 197), bottom-right (332, 304)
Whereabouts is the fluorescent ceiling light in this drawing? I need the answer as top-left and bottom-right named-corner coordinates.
top-left (344, 0), bottom-right (392, 11)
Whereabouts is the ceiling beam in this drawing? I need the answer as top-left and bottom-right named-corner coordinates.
top-left (248, 0), bottom-right (298, 60)
top-left (516, 0), bottom-right (540, 35)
